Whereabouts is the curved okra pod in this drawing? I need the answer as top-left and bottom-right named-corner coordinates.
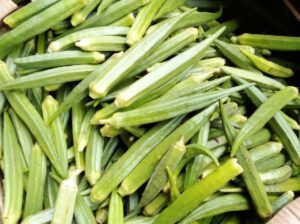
top-left (233, 33), bottom-right (300, 51)
top-left (2, 112), bottom-right (24, 224)
top-left (260, 165), bottom-right (292, 185)
top-left (14, 51), bottom-right (104, 68)
top-left (85, 127), bottom-right (105, 185)
top-left (71, 0), bottom-right (102, 26)
top-left (76, 36), bottom-right (127, 52)
top-left (3, 0), bottom-right (60, 28)
top-left (139, 137), bottom-right (186, 207)
top-left (179, 194), bottom-right (250, 224)
top-left (153, 159), bottom-right (243, 224)
top-left (0, 0), bottom-right (88, 50)
top-left (114, 27), bottom-right (225, 108)
top-left (234, 76), bottom-right (300, 165)
top-left (221, 66), bottom-right (285, 90)
top-left (165, 166), bottom-right (180, 202)
top-left (23, 144), bottom-right (47, 217)
top-left (49, 26), bottom-right (129, 52)
top-left (214, 39), bottom-right (260, 73)
top-left (102, 84), bottom-right (252, 128)
top-left (240, 48), bottom-right (294, 78)
top-left (119, 103), bottom-right (218, 196)
top-left (0, 61), bottom-right (65, 177)
top-left (220, 100), bottom-right (273, 217)
top-left (185, 143), bottom-right (219, 167)
top-left (255, 154), bottom-right (286, 173)
top-left (126, 0), bottom-right (167, 45)
top-left (271, 191), bottom-right (294, 214)
top-left (91, 116), bottom-right (184, 202)
top-left (231, 86), bottom-right (299, 156)
top-left (42, 96), bottom-right (68, 176)
top-left (88, 10), bottom-right (195, 99)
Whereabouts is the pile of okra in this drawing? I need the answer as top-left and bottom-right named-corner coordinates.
top-left (0, 0), bottom-right (300, 223)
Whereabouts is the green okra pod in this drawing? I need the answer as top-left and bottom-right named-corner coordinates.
top-left (97, 0), bottom-right (118, 14)
top-left (139, 136), bottom-right (186, 207)
top-left (249, 142), bottom-right (283, 163)
top-left (126, 0), bottom-right (167, 45)
top-left (234, 33), bottom-right (300, 51)
top-left (71, 0), bottom-right (102, 26)
top-left (153, 159), bottom-right (243, 224)
top-left (3, 0), bottom-right (60, 28)
top-left (233, 76), bottom-right (300, 165)
top-left (219, 100), bottom-right (272, 218)
top-left (2, 112), bottom-right (24, 224)
top-left (85, 127), bottom-right (104, 185)
top-left (143, 193), bottom-right (169, 217)
top-left (23, 144), bottom-right (47, 217)
top-left (179, 194), bottom-right (250, 224)
top-left (255, 153), bottom-right (286, 173)
top-left (240, 48), bottom-right (294, 78)
top-left (74, 194), bottom-right (97, 224)
top-left (271, 191), bottom-right (294, 214)
top-left (42, 95), bottom-right (68, 176)
top-left (260, 165), bottom-right (292, 185)
top-left (52, 171), bottom-right (80, 224)
top-left (76, 36), bottom-right (127, 52)
top-left (111, 13), bottom-right (135, 27)
top-left (232, 86), bottom-right (298, 156)
top-left (108, 189), bottom-right (124, 224)
top-left (14, 51), bottom-right (105, 68)
top-left (49, 26), bottom-right (129, 52)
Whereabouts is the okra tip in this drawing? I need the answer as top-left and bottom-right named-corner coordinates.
top-left (187, 27), bottom-right (199, 40)
top-left (126, 31), bottom-right (140, 46)
top-left (94, 52), bottom-right (106, 63)
top-left (118, 182), bottom-right (132, 196)
top-left (75, 39), bottom-right (90, 49)
top-left (230, 36), bottom-right (238, 43)
top-left (48, 42), bottom-right (61, 52)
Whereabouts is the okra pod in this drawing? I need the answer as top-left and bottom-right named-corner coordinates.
top-left (0, 65), bottom-right (100, 90)
top-left (154, 0), bottom-right (188, 20)
top-left (108, 189), bottom-right (124, 224)
top-left (49, 26), bottom-right (129, 52)
top-left (219, 100), bottom-right (272, 218)
top-left (85, 127), bottom-right (104, 185)
top-left (265, 178), bottom-right (300, 193)
top-left (76, 36), bottom-right (127, 52)
top-left (233, 76), bottom-right (300, 165)
top-left (111, 13), bottom-right (135, 27)
top-left (240, 48), bottom-right (294, 78)
top-left (271, 191), bottom-right (294, 214)
top-left (14, 51), bottom-right (105, 68)
top-left (101, 137), bottom-right (119, 169)
top-left (71, 0), bottom-right (102, 26)
top-left (91, 116), bottom-right (184, 202)
top-left (222, 66), bottom-right (285, 90)
top-left (2, 112), bottom-right (24, 224)
top-left (126, 0), bottom-right (167, 45)
top-left (21, 208), bottom-right (54, 224)
top-left (42, 95), bottom-right (68, 176)
top-left (3, 0), bottom-right (60, 28)
top-left (260, 165), bottom-right (292, 185)
top-left (255, 154), bottom-right (286, 173)
top-left (77, 108), bottom-right (95, 152)
top-left (249, 142), bottom-right (283, 163)
top-left (232, 86), bottom-right (298, 155)
top-left (97, 0), bottom-right (118, 14)
top-left (153, 159), bottom-right (243, 224)
top-left (23, 144), bottom-right (47, 217)
top-left (234, 33), bottom-right (300, 51)
top-left (143, 193), bottom-right (169, 217)
top-left (179, 194), bottom-right (250, 224)
top-left (74, 194), bottom-right (97, 224)
top-left (139, 136), bottom-right (186, 207)
top-left (52, 171), bottom-right (80, 224)
top-left (0, 0), bottom-right (88, 50)
top-left (128, 27), bottom-right (199, 78)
